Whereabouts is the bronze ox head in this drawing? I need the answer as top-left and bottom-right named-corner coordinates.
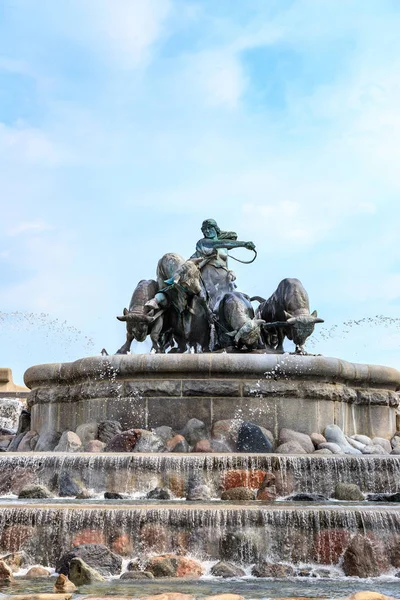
top-left (227, 318), bottom-right (266, 348)
top-left (164, 258), bottom-right (203, 295)
top-left (116, 309), bottom-right (158, 342)
top-left (264, 310), bottom-right (324, 348)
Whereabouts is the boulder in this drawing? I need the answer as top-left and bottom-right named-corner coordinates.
top-left (186, 484), bottom-right (212, 501)
top-left (54, 431), bottom-right (82, 453)
top-left (391, 447), bottom-right (400, 455)
top-left (219, 531), bottom-right (260, 563)
top-left (223, 469), bottom-right (269, 491)
top-left (18, 484), bottom-right (53, 499)
top-left (345, 436), bottom-right (366, 451)
top-left (55, 544), bottom-right (122, 576)
top-left (311, 432), bottom-right (326, 447)
top-left (252, 561), bottom-right (295, 577)
top-left (314, 449), bottom-right (333, 455)
top-left (279, 428), bottom-right (314, 453)
top-left (69, 557), bottom-right (104, 585)
top-left (318, 442), bottom-right (343, 454)
top-left (211, 419), bottom-right (242, 448)
top-left (35, 431), bottom-right (62, 452)
top-left (71, 529), bottom-right (105, 547)
top-left (98, 420), bottom-right (122, 443)
top-left (210, 440), bottom-right (232, 452)
top-left (0, 434), bottom-right (13, 450)
top-left (237, 422), bottom-right (273, 453)
top-left (84, 440), bottom-right (106, 452)
top-left (221, 487), bottom-right (255, 501)
top-left (105, 429), bottom-right (140, 452)
top-left (133, 430), bottom-right (165, 453)
top-left (0, 551), bottom-right (28, 572)
top-left (210, 561), bottom-right (245, 578)
top-left (17, 430), bottom-right (38, 452)
top-left (342, 535), bottom-right (390, 577)
top-left (276, 441), bottom-right (307, 454)
top-left (366, 492), bottom-right (400, 503)
top-left (145, 554), bottom-right (203, 578)
top-left (314, 529), bottom-right (351, 564)
top-left (391, 435), bottom-right (400, 449)
top-left (25, 566), bottom-right (50, 578)
top-left (120, 570), bottom-right (154, 579)
top-left (256, 486), bottom-right (277, 500)
top-left (372, 437), bottom-right (392, 454)
top-left (0, 560), bottom-right (14, 583)
top-left (180, 419), bottom-right (209, 446)
top-left (54, 573), bottom-right (77, 592)
top-left (0, 398), bottom-right (24, 431)
top-left (324, 425), bottom-right (361, 454)
top-left (334, 483), bottom-right (364, 501)
top-left (75, 422), bottom-right (98, 446)
top-left (167, 435), bottom-right (188, 452)
top-left (352, 434), bottom-right (372, 445)
top-left (147, 488), bottom-right (172, 500)
top-left (287, 493), bottom-right (328, 502)
top-left (104, 492), bottom-right (125, 499)
top-left (111, 533), bottom-right (133, 556)
top-left (154, 426), bottom-right (174, 444)
top-left (193, 439), bottom-right (212, 452)
top-left (58, 472), bottom-right (86, 497)
top-left (140, 523), bottom-right (169, 553)
top-left (362, 445), bottom-right (388, 455)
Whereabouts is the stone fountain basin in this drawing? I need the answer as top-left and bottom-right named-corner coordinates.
top-left (24, 353), bottom-right (400, 438)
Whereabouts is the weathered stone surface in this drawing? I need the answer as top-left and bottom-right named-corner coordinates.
top-left (120, 570), bottom-right (154, 579)
top-left (237, 422), bottom-right (273, 453)
top-left (98, 420), bottom-right (122, 443)
top-left (372, 437), bottom-right (392, 453)
top-left (287, 493), bottom-right (328, 502)
top-left (54, 431), bottom-right (82, 453)
top-left (104, 492), bottom-right (124, 499)
top-left (24, 567), bottom-right (50, 578)
top-left (110, 533), bottom-right (133, 556)
top-left (0, 398), bottom-right (24, 432)
top-left (54, 573), bottom-right (77, 593)
top-left (256, 486), bottom-right (277, 500)
top-left (314, 529), bottom-right (351, 564)
top-left (334, 483), bottom-right (364, 501)
top-left (391, 446), bottom-right (400, 455)
top-left (0, 526), bottom-right (34, 553)
top-left (210, 440), bottom-right (232, 452)
top-left (17, 430), bottom-right (38, 452)
top-left (133, 430), bottom-right (165, 453)
top-left (140, 524), bottom-right (169, 553)
top-left (314, 448), bottom-right (333, 454)
top-left (345, 436), bottom-right (366, 451)
top-left (342, 535), bottom-right (390, 577)
top-left (324, 425), bottom-right (361, 455)
top-left (69, 557), bottom-right (104, 585)
top-left (0, 434), bottom-right (13, 450)
top-left (221, 487), bottom-right (256, 501)
top-left (210, 561), bottom-right (245, 578)
top-left (76, 422), bottom-right (98, 445)
top-left (311, 432), bottom-right (326, 447)
top-left (318, 442), bottom-right (343, 454)
top-left (56, 544), bottom-right (122, 576)
top-left (391, 435), bottom-right (400, 448)
top-left (0, 560), bottom-right (14, 583)
top-left (252, 561), bottom-right (295, 577)
top-left (362, 445), bottom-right (388, 455)
top-left (276, 441), bottom-right (307, 454)
top-left (180, 419), bottom-right (209, 446)
top-left (366, 492), bottom-right (400, 502)
top-left (219, 531), bottom-right (260, 563)
top-left (352, 434), bottom-right (372, 445)
top-left (84, 440), bottom-right (105, 452)
top-left (35, 431), bottom-right (62, 452)
top-left (18, 484), bottom-right (52, 499)
top-left (105, 429), bottom-right (139, 452)
top-left (0, 551), bottom-right (28, 572)
top-left (147, 488), bottom-right (172, 500)
top-left (279, 428), bottom-right (314, 453)
top-left (223, 470), bottom-right (268, 490)
top-left (186, 484), bottom-right (212, 501)
top-left (193, 439), bottom-right (212, 452)
top-left (58, 472), bottom-right (85, 497)
top-left (211, 419), bottom-right (242, 448)
top-left (146, 555), bottom-right (203, 578)
top-left (154, 426), bottom-right (174, 444)
top-left (71, 528), bottom-right (105, 547)
top-left (12, 595), bottom-right (73, 600)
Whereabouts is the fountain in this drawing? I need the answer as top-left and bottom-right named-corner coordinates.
top-left (1, 219), bottom-right (400, 599)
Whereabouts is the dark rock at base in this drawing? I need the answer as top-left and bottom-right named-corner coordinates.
top-left (180, 418), bottom-right (209, 446)
top-left (54, 431), bottom-right (82, 453)
top-left (59, 472), bottom-right (85, 497)
top-left (367, 492), bottom-right (400, 502)
top-left (279, 428), bottom-right (314, 453)
top-left (126, 558), bottom-right (141, 571)
top-left (236, 422), bottom-right (273, 453)
top-left (219, 531), bottom-right (260, 564)
top-left (252, 561), bottom-right (295, 577)
top-left (18, 484), bottom-right (53, 499)
top-left (334, 483), bottom-right (364, 501)
top-left (210, 561), bottom-right (245, 578)
top-left (286, 493), bottom-right (328, 502)
top-left (105, 429), bottom-right (140, 452)
top-left (147, 488), bottom-right (172, 500)
top-left (221, 487), bottom-right (256, 501)
top-left (171, 439), bottom-right (190, 453)
top-left (154, 426), bottom-right (174, 444)
top-left (0, 551), bottom-right (28, 572)
top-left (69, 557), bottom-right (104, 585)
top-left (7, 432), bottom-right (25, 452)
top-left (104, 492), bottom-right (125, 499)
top-left (133, 430), bottom-right (165, 452)
top-left (145, 554), bottom-right (203, 578)
top-left (0, 559), bottom-right (14, 583)
top-left (98, 420), bottom-right (122, 444)
top-left (342, 535), bottom-right (390, 577)
top-left (187, 484), bottom-right (212, 501)
top-left (56, 543), bottom-right (122, 576)
top-left (24, 566), bottom-right (50, 578)
top-left (35, 431), bottom-right (62, 452)
top-left (17, 430), bottom-right (38, 451)
top-left (120, 570), bottom-right (155, 579)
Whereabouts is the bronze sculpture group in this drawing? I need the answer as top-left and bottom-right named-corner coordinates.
top-left (116, 219), bottom-right (324, 355)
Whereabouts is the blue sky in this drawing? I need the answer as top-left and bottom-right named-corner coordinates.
top-left (1, 0), bottom-right (400, 385)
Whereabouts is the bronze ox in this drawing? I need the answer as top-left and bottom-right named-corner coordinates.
top-left (215, 291), bottom-right (265, 350)
top-left (252, 278), bottom-right (324, 354)
top-left (116, 279), bottom-right (160, 354)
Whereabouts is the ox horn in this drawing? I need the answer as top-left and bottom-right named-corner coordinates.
top-left (254, 319), bottom-right (266, 326)
top-left (314, 317), bottom-right (324, 323)
top-left (262, 321), bottom-right (289, 328)
top-left (116, 315), bottom-right (127, 322)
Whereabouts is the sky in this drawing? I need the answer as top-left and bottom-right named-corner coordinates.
top-left (1, 0), bottom-right (400, 386)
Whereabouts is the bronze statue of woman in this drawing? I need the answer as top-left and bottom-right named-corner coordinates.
top-left (192, 218), bottom-right (256, 309)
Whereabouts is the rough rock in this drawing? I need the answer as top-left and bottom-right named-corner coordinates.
top-left (223, 470), bottom-right (269, 491)
top-left (54, 573), bottom-right (77, 593)
top-left (334, 483), bottom-right (364, 501)
top-left (0, 551), bottom-right (28, 572)
top-left (366, 492), bottom-right (400, 503)
top-left (146, 554), bottom-right (203, 578)
top-left (0, 525), bottom-right (34, 553)
top-left (76, 422), bottom-right (98, 445)
top-left (98, 420), bottom-right (122, 443)
top-left (352, 434), bottom-right (372, 445)
top-left (219, 531), bottom-right (260, 563)
top-left (279, 428), bottom-right (314, 453)
top-left (54, 431), bottom-right (82, 453)
top-left (120, 570), bottom-right (155, 579)
top-left (276, 441), bottom-right (307, 454)
top-left (35, 431), bottom-right (62, 452)
top-left (256, 486), bottom-right (277, 500)
top-left (210, 561), bottom-right (245, 578)
top-left (391, 447), bottom-right (400, 455)
top-left (180, 419), bottom-right (209, 446)
top-left (58, 472), bottom-right (85, 497)
top-left (362, 445), bottom-right (388, 455)
top-left (0, 560), bottom-right (14, 583)
top-left (68, 557), bottom-right (104, 585)
top-left (133, 430), bottom-right (165, 453)
top-left (140, 523), bottom-right (169, 553)
top-left (318, 442), bottom-right (343, 454)
top-left (84, 440), bottom-right (106, 452)
top-left (252, 561), bottom-right (295, 577)
top-left (154, 426), bottom-right (174, 444)
top-left (210, 440), bottom-right (232, 452)
top-left (147, 488), bottom-right (172, 500)
top-left (345, 436), bottom-right (366, 451)
top-left (237, 422), bottom-right (273, 453)
top-left (311, 432), bottom-right (326, 447)
top-left (0, 434), bottom-right (13, 450)
top-left (17, 430), bottom-right (38, 452)
top-left (166, 435), bottom-right (188, 452)
top-left (24, 566), bottom-right (50, 578)
top-left (104, 492), bottom-right (125, 500)
top-left (314, 529), bottom-right (351, 564)
top-left (314, 448), bottom-right (333, 455)
top-left (372, 437), bottom-right (392, 454)
top-left (18, 484), bottom-right (53, 499)
top-left (342, 535), bottom-right (390, 577)
top-left (186, 484), bottom-right (212, 501)
top-left (7, 411), bottom-right (31, 452)
top-left (105, 429), bottom-right (140, 452)
top-left (391, 435), bottom-right (400, 449)
top-left (56, 544), bottom-right (122, 576)
top-left (76, 490), bottom-right (92, 499)
top-left (71, 529), bottom-right (105, 547)
top-left (221, 487), bottom-right (256, 501)
top-left (324, 424), bottom-right (361, 454)
top-left (0, 398), bottom-right (23, 432)
top-left (287, 493), bottom-right (328, 502)
top-left (211, 419), bottom-right (242, 448)
top-left (111, 533), bottom-right (133, 556)
top-left (193, 439), bottom-right (212, 452)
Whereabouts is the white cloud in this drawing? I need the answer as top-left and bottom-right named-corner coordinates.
top-left (7, 221), bottom-right (53, 237)
top-left (0, 122), bottom-right (65, 166)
